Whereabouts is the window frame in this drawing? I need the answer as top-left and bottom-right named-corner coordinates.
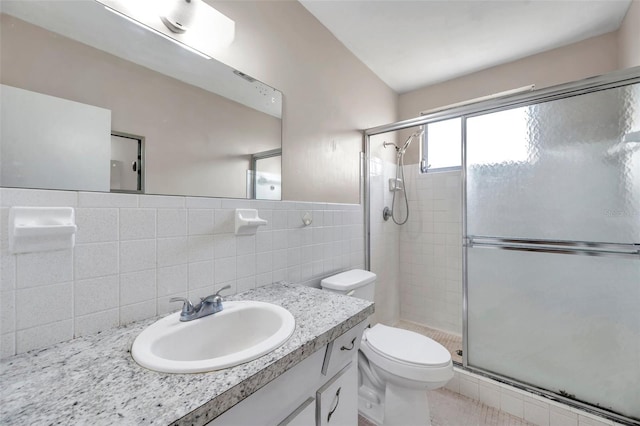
top-left (419, 117), bottom-right (463, 174)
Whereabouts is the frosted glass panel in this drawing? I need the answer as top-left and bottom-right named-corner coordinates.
top-left (467, 247), bottom-right (640, 419)
top-left (466, 84), bottom-right (640, 244)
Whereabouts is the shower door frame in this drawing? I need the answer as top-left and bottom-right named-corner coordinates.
top-left (362, 66), bottom-right (640, 425)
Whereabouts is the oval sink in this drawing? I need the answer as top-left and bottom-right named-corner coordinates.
top-left (131, 301), bottom-right (295, 373)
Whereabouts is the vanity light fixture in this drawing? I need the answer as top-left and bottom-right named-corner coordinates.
top-left (160, 0), bottom-right (198, 34)
top-left (97, 0), bottom-right (235, 59)
top-left (102, 5), bottom-right (212, 59)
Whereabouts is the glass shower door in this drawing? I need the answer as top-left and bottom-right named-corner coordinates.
top-left (465, 83), bottom-right (640, 420)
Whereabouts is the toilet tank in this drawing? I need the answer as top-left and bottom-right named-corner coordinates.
top-left (320, 269), bottom-right (376, 302)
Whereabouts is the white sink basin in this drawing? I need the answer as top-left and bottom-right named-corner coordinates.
top-left (131, 301), bottom-right (295, 373)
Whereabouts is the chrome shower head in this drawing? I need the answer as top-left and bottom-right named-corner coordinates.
top-left (399, 130), bottom-right (425, 155)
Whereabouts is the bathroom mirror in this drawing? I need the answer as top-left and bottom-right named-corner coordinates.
top-left (0, 0), bottom-right (282, 199)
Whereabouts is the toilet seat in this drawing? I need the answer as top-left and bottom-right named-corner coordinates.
top-left (361, 324), bottom-right (453, 384)
top-left (366, 324), bottom-right (451, 367)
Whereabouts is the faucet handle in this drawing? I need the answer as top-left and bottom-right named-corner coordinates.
top-left (214, 284), bottom-right (231, 298)
top-left (169, 297), bottom-right (194, 315)
top-left (201, 285), bottom-right (231, 305)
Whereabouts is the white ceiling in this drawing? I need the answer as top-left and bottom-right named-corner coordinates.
top-left (299, 0), bottom-right (632, 94)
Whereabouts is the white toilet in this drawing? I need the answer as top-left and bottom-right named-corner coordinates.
top-left (321, 269), bottom-right (453, 426)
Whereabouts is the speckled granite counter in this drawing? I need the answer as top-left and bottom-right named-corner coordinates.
top-left (0, 283), bottom-right (374, 426)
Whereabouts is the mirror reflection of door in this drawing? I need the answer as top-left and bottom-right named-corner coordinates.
top-left (110, 132), bottom-right (144, 193)
top-left (249, 149), bottom-right (281, 200)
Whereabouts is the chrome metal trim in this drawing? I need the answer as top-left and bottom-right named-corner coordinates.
top-left (469, 235), bottom-right (640, 248)
top-left (461, 116), bottom-right (469, 369)
top-left (110, 131), bottom-right (145, 194)
top-left (364, 66), bottom-right (640, 137)
top-left (467, 236), bottom-right (640, 258)
top-left (364, 133), bottom-right (371, 271)
top-left (359, 67), bottom-right (640, 425)
top-left (460, 365), bottom-right (640, 426)
top-left (249, 148), bottom-right (282, 199)
top-left (421, 165), bottom-right (462, 174)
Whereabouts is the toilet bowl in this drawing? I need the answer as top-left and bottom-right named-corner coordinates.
top-left (320, 269), bottom-right (453, 426)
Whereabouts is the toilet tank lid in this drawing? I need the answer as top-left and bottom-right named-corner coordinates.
top-left (320, 269), bottom-right (377, 291)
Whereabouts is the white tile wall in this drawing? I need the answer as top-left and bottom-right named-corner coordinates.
top-left (447, 368), bottom-right (627, 426)
top-left (399, 167), bottom-right (463, 335)
top-left (0, 188), bottom-right (364, 358)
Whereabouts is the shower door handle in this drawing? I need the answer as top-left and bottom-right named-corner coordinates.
top-left (466, 236), bottom-right (640, 258)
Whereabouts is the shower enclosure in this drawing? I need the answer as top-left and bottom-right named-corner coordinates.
top-left (364, 67), bottom-right (640, 425)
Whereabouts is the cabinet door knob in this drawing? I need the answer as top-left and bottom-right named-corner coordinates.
top-left (340, 337), bottom-right (356, 351)
top-left (327, 387), bottom-right (341, 422)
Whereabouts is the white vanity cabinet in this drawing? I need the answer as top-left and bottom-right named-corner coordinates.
top-left (209, 320), bottom-right (367, 426)
top-left (316, 363), bottom-right (358, 426)
top-left (279, 397), bottom-right (316, 426)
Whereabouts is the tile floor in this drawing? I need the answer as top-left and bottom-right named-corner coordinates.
top-left (358, 388), bottom-right (535, 426)
top-left (396, 320), bottom-right (463, 364)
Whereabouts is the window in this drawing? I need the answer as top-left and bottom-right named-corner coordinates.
top-left (420, 117), bottom-right (462, 172)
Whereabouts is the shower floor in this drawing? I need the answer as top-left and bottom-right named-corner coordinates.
top-left (395, 320), bottom-right (463, 364)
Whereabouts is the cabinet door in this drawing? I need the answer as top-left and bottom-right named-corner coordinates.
top-left (278, 397), bottom-right (315, 426)
top-left (316, 363), bottom-right (357, 426)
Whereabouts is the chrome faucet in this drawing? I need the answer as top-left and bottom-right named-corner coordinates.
top-left (170, 285), bottom-right (231, 322)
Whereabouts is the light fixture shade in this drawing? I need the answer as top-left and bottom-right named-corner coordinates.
top-left (96, 0), bottom-right (235, 57)
top-left (160, 0), bottom-right (200, 34)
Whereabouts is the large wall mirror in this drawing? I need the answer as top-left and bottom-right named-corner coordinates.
top-left (0, 0), bottom-right (283, 200)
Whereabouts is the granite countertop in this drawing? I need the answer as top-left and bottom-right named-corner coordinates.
top-left (0, 283), bottom-right (374, 426)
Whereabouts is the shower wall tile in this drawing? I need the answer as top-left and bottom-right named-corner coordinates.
top-left (453, 368), bottom-right (619, 426)
top-left (399, 166), bottom-right (463, 335)
top-left (525, 397), bottom-right (551, 426)
top-left (501, 388), bottom-right (525, 419)
top-left (0, 187), bottom-right (364, 359)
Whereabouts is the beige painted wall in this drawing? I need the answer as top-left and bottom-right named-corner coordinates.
top-left (209, 1), bottom-right (398, 203)
top-left (398, 32), bottom-right (619, 163)
top-left (618, 0), bottom-right (640, 69)
top-left (0, 14), bottom-right (281, 199)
